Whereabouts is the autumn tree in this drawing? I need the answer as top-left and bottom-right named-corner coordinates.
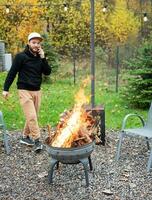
top-left (0, 0), bottom-right (148, 61)
top-left (41, 0), bottom-right (91, 56)
top-left (0, 0), bottom-right (45, 54)
top-left (105, 0), bottom-right (140, 67)
top-left (40, 0), bottom-right (140, 58)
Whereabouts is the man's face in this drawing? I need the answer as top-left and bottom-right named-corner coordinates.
top-left (28, 38), bottom-right (41, 53)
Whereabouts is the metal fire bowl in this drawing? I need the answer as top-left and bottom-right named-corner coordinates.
top-left (46, 141), bottom-right (95, 164)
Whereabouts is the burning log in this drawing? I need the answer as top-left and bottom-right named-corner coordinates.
top-left (45, 86), bottom-right (100, 148)
top-left (45, 108), bottom-right (99, 148)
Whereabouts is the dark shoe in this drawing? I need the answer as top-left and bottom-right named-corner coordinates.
top-left (20, 136), bottom-right (34, 146)
top-left (34, 139), bottom-right (43, 153)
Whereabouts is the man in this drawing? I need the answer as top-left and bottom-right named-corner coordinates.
top-left (2, 32), bottom-right (52, 153)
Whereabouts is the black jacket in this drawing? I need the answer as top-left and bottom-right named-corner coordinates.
top-left (3, 45), bottom-right (52, 91)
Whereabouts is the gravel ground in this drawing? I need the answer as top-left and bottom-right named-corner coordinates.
top-left (0, 130), bottom-right (152, 200)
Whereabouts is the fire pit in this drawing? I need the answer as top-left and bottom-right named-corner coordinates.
top-left (46, 140), bottom-right (95, 187)
top-left (46, 85), bottom-right (100, 187)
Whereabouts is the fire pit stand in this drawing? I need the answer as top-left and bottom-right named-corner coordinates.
top-left (46, 141), bottom-right (95, 187)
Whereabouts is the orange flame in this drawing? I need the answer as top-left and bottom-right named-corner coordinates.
top-left (51, 78), bottom-right (91, 148)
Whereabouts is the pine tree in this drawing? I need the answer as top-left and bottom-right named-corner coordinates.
top-left (122, 41), bottom-right (152, 108)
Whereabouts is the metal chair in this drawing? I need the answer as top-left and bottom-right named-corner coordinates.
top-left (116, 103), bottom-right (152, 172)
top-left (0, 111), bottom-right (11, 154)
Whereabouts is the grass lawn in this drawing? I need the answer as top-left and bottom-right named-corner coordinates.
top-left (0, 62), bottom-right (148, 131)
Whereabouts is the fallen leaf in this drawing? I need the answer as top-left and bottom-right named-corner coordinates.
top-left (130, 183), bottom-right (136, 188)
top-left (37, 171), bottom-right (48, 178)
top-left (119, 178), bottom-right (129, 182)
top-left (102, 189), bottom-right (113, 195)
top-left (121, 173), bottom-right (130, 178)
top-left (114, 196), bottom-right (121, 200)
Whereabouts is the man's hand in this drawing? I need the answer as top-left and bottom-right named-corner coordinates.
top-left (38, 47), bottom-right (45, 58)
top-left (2, 91), bottom-right (9, 99)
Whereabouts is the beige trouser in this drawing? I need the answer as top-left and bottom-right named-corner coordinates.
top-left (18, 90), bottom-right (41, 140)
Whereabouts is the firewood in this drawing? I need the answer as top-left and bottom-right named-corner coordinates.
top-left (71, 142), bottom-right (78, 147)
top-left (95, 135), bottom-right (102, 145)
top-left (47, 107), bottom-right (100, 147)
top-left (78, 140), bottom-right (85, 146)
top-left (47, 124), bottom-right (52, 138)
top-left (73, 137), bottom-right (86, 142)
top-left (77, 129), bottom-right (92, 143)
top-left (45, 125), bottom-right (54, 145)
top-left (84, 134), bottom-right (92, 143)
top-left (45, 136), bottom-right (53, 145)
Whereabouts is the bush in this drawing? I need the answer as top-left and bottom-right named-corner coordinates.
top-left (122, 41), bottom-right (152, 108)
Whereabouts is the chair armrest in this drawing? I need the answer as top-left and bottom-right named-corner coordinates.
top-left (121, 113), bottom-right (145, 131)
top-left (0, 111), bottom-right (4, 124)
